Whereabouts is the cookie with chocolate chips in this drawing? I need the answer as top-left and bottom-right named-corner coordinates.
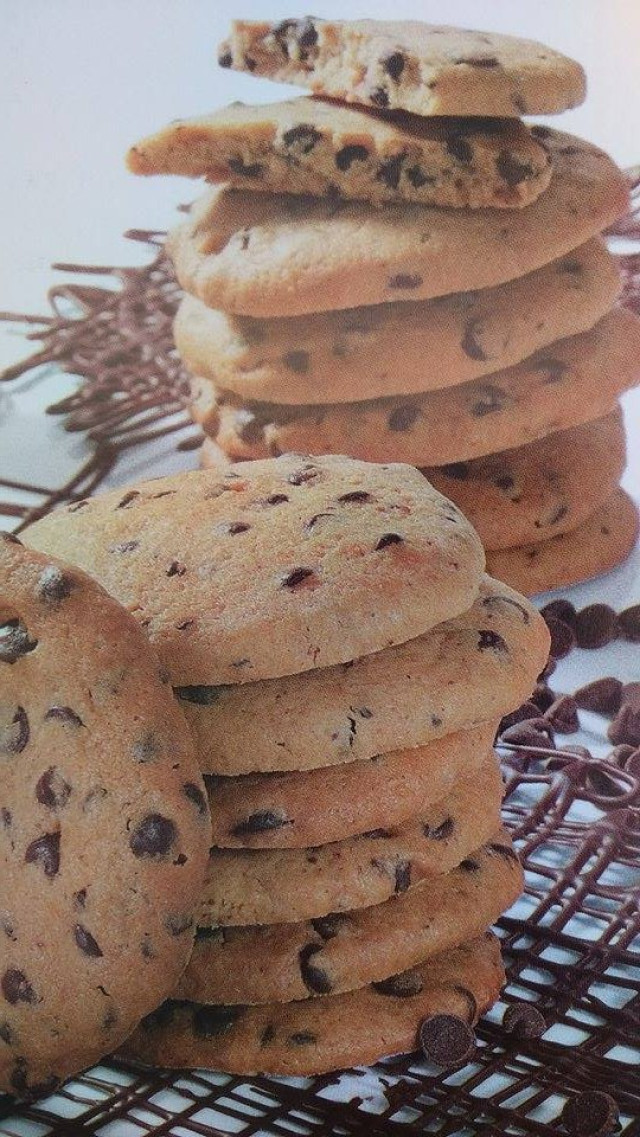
top-left (199, 308), bottom-right (640, 467)
top-left (218, 19), bottom-right (585, 118)
top-left (426, 409), bottom-right (626, 551)
top-left (0, 536), bottom-right (210, 1098)
top-left (167, 131), bottom-right (626, 316)
top-left (176, 576), bottom-right (548, 775)
top-left (180, 835), bottom-right (519, 1006)
top-left (199, 754), bottom-right (503, 926)
top-left (486, 488), bottom-right (639, 596)
top-left (176, 238), bottom-right (619, 406)
top-left (24, 455), bottom-right (484, 687)
top-left (128, 96), bottom-right (552, 209)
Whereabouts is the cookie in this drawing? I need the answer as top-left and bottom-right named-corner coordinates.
top-left (23, 455), bottom-right (484, 687)
top-left (219, 18), bottom-right (586, 117)
top-left (200, 753), bottom-right (503, 926)
top-left (200, 308), bottom-right (640, 467)
top-left (0, 535), bottom-right (210, 1098)
top-left (206, 721), bottom-right (496, 849)
top-left (176, 238), bottom-right (620, 406)
top-left (128, 97), bottom-right (552, 209)
top-left (426, 409), bottom-right (626, 551)
top-left (176, 576), bottom-right (549, 774)
top-left (167, 131), bottom-right (627, 316)
top-left (121, 933), bottom-right (504, 1076)
top-left (181, 837), bottom-right (519, 1005)
top-left (486, 488), bottom-right (639, 596)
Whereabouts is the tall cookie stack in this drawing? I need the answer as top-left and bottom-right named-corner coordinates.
top-left (24, 454), bottom-right (550, 1074)
top-left (128, 17), bottom-right (640, 595)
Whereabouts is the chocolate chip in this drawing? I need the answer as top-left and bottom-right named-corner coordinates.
top-left (294, 16), bottom-right (318, 49)
top-left (470, 384), bottom-right (506, 416)
top-left (561, 1090), bottom-right (619, 1137)
top-left (531, 684), bottom-right (556, 712)
top-left (227, 157), bottom-right (264, 178)
top-left (544, 695), bottom-right (579, 733)
top-left (129, 814), bottom-right (177, 858)
top-left (0, 1021), bottom-right (14, 1045)
top-left (175, 685), bottom-right (226, 705)
top-left (299, 944), bottom-right (333, 994)
top-left (338, 491), bottom-right (373, 503)
top-left (496, 151), bottom-right (534, 187)
top-left (459, 857), bottom-right (480, 872)
top-left (487, 842), bottom-right (519, 863)
top-left (608, 706), bottom-right (640, 748)
top-left (446, 135), bottom-right (473, 163)
top-left (74, 888), bottom-right (87, 909)
top-left (536, 357), bottom-right (569, 384)
top-left (374, 969), bottom-right (424, 997)
top-left (222, 521), bottom-right (251, 535)
top-left (609, 744), bottom-right (636, 767)
top-left (265, 493), bottom-right (289, 506)
top-left (283, 350), bottom-right (310, 373)
top-left (287, 465), bottom-right (318, 486)
top-left (68, 499), bottom-right (90, 512)
top-left (281, 124), bottom-right (321, 154)
top-left (260, 1023), bottom-right (276, 1045)
top-left (617, 603), bottom-right (640, 642)
top-left (44, 705), bottom-right (84, 728)
top-left (460, 318), bottom-right (488, 361)
top-left (454, 55), bottom-right (500, 67)
top-left (388, 273), bottom-right (423, 289)
top-left (35, 767), bottom-right (71, 810)
top-left (2, 969), bottom-right (36, 1005)
top-left (394, 860), bottom-right (411, 892)
top-left (406, 164), bottom-right (434, 188)
top-left (0, 619), bottom-right (38, 665)
top-left (575, 604), bottom-right (617, 649)
top-left (232, 810), bottom-right (292, 837)
top-left (500, 701), bottom-right (542, 732)
top-left (380, 50), bottom-right (405, 79)
top-left (74, 924), bottom-right (103, 958)
top-left (424, 816), bottom-right (454, 841)
top-left (37, 565), bottom-right (74, 605)
top-left (420, 1013), bottom-right (477, 1067)
top-left (369, 86), bottom-right (389, 107)
top-left (574, 678), bottom-right (622, 716)
top-left (546, 617), bottom-right (576, 660)
top-left (0, 705), bottom-right (29, 754)
top-left (243, 56), bottom-right (256, 72)
top-left (166, 560), bottom-right (187, 577)
top-left (477, 629), bottom-right (508, 652)
top-left (218, 50), bottom-right (232, 68)
top-left (388, 403), bottom-right (420, 432)
top-left (375, 532), bottom-right (403, 550)
top-left (376, 154), bottom-right (405, 190)
top-left (622, 682), bottom-right (640, 711)
top-left (501, 719), bottom-right (554, 749)
top-left (311, 913), bottom-right (350, 940)
top-left (288, 1030), bottom-right (316, 1046)
top-left (166, 912), bottom-right (193, 937)
top-left (193, 1004), bottom-right (243, 1038)
top-left (25, 832), bottom-right (61, 878)
top-left (182, 782), bottom-right (208, 816)
top-left (503, 1002), bottom-right (546, 1038)
top-left (281, 566), bottom-right (316, 589)
top-left (541, 599), bottom-right (577, 628)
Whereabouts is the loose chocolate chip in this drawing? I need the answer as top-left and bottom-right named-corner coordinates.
top-left (394, 860), bottom-right (412, 892)
top-left (622, 682), bottom-right (640, 711)
top-left (374, 969), bottom-right (424, 997)
top-left (74, 924), bottom-right (103, 958)
top-left (544, 695), bottom-right (579, 734)
top-left (288, 1030), bottom-right (316, 1046)
top-left (406, 164), bottom-right (434, 188)
top-left (561, 1090), bottom-right (619, 1137)
top-left (470, 384), bottom-right (506, 416)
top-left (375, 532), bottom-right (403, 550)
top-left (182, 782), bottom-right (208, 816)
top-left (193, 1004), bottom-right (243, 1038)
top-left (424, 816), bottom-right (454, 841)
top-left (175, 685), bottom-right (226, 705)
top-left (503, 1002), bottom-right (546, 1038)
top-left (609, 744), bottom-right (636, 767)
top-left (282, 124), bottom-right (321, 154)
top-left (460, 318), bottom-right (488, 361)
top-left (37, 565), bottom-right (74, 604)
top-left (499, 701), bottom-right (542, 732)
top-left (44, 705), bottom-right (84, 727)
top-left (388, 273), bottom-right (424, 289)
top-left (617, 603), bottom-right (640, 642)
top-left (129, 814), bottom-right (177, 858)
top-left (608, 706), bottom-right (640, 748)
top-left (299, 944), bottom-right (333, 994)
top-left (25, 832), bottom-right (61, 878)
top-left (228, 157), bottom-right (264, 178)
top-left (501, 719), bottom-right (554, 749)
top-left (531, 684), bottom-right (556, 712)
top-left (454, 55), bottom-right (500, 67)
top-left (446, 135), bottom-right (473, 163)
top-left (35, 767), bottom-right (71, 810)
top-left (376, 154), bottom-right (405, 190)
top-left (545, 617), bottom-right (576, 660)
top-left (218, 50), bottom-right (232, 68)
top-left (0, 619), bottom-right (38, 665)
top-left (575, 604), bottom-right (617, 649)
top-left (388, 403), bottom-right (420, 432)
top-left (624, 748), bottom-right (640, 776)
top-left (2, 969), bottom-right (36, 1005)
top-left (281, 566), bottom-right (316, 589)
top-left (477, 630), bottom-right (508, 653)
top-left (420, 1013), bottom-right (477, 1067)
top-left (232, 810), bottom-right (292, 837)
top-left (166, 560), bottom-right (187, 577)
top-left (574, 678), bottom-right (622, 716)
top-left (369, 86), bottom-right (390, 107)
top-left (335, 144), bottom-right (370, 171)
top-left (496, 151), bottom-right (534, 187)
top-left (0, 706), bottom-right (29, 754)
top-left (283, 350), bottom-right (310, 373)
top-left (380, 50), bottom-right (405, 80)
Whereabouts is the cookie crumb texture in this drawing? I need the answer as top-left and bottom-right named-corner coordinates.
top-left (220, 20), bottom-right (586, 118)
top-left (23, 455), bottom-right (485, 687)
top-left (0, 536), bottom-right (210, 1097)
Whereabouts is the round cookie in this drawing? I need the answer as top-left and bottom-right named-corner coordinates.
top-left (175, 237), bottom-right (620, 405)
top-left (200, 754), bottom-right (503, 926)
top-left (425, 409), bottom-right (626, 551)
top-left (121, 934), bottom-right (504, 1076)
top-left (0, 535), bottom-right (211, 1098)
top-left (219, 19), bottom-right (586, 117)
top-left (199, 308), bottom-right (640, 466)
top-left (175, 575), bottom-right (550, 774)
top-left (486, 488), bottom-right (639, 596)
top-left (182, 837), bottom-right (521, 1005)
top-left (167, 131), bottom-right (627, 316)
top-left (206, 721), bottom-right (496, 849)
top-left (23, 455), bottom-right (485, 687)
top-left (129, 97), bottom-right (552, 209)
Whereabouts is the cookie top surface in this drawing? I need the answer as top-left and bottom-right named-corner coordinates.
top-left (177, 575), bottom-right (549, 774)
top-left (128, 97), bottom-right (552, 209)
top-left (23, 455), bottom-right (485, 686)
top-left (220, 19), bottom-right (586, 117)
top-left (167, 130), bottom-right (627, 316)
top-left (0, 535), bottom-right (211, 1097)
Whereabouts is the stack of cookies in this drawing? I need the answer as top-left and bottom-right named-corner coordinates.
top-left (128, 17), bottom-right (640, 595)
top-left (24, 454), bottom-right (550, 1074)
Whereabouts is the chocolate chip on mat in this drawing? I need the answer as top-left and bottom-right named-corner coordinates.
top-left (607, 706), bottom-right (640, 748)
top-left (419, 1013), bottom-right (476, 1068)
top-left (621, 682), bottom-right (640, 711)
top-left (545, 617), bottom-right (576, 660)
top-left (624, 748), bottom-right (640, 776)
top-left (503, 1002), bottom-right (547, 1039)
top-left (499, 701), bottom-right (540, 732)
top-left (544, 695), bottom-right (579, 733)
top-left (561, 1090), bottom-right (619, 1136)
top-left (531, 682), bottom-right (557, 712)
top-left (501, 719), bottom-right (555, 749)
top-left (607, 744), bottom-right (636, 767)
top-left (574, 678), bottom-right (623, 716)
top-left (541, 599), bottom-right (577, 629)
top-left (574, 604), bottom-right (617, 649)
top-left (617, 602), bottom-right (640, 642)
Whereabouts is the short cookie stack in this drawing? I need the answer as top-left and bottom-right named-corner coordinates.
top-left (128, 17), bottom-right (640, 594)
top-left (24, 454), bottom-right (550, 1074)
